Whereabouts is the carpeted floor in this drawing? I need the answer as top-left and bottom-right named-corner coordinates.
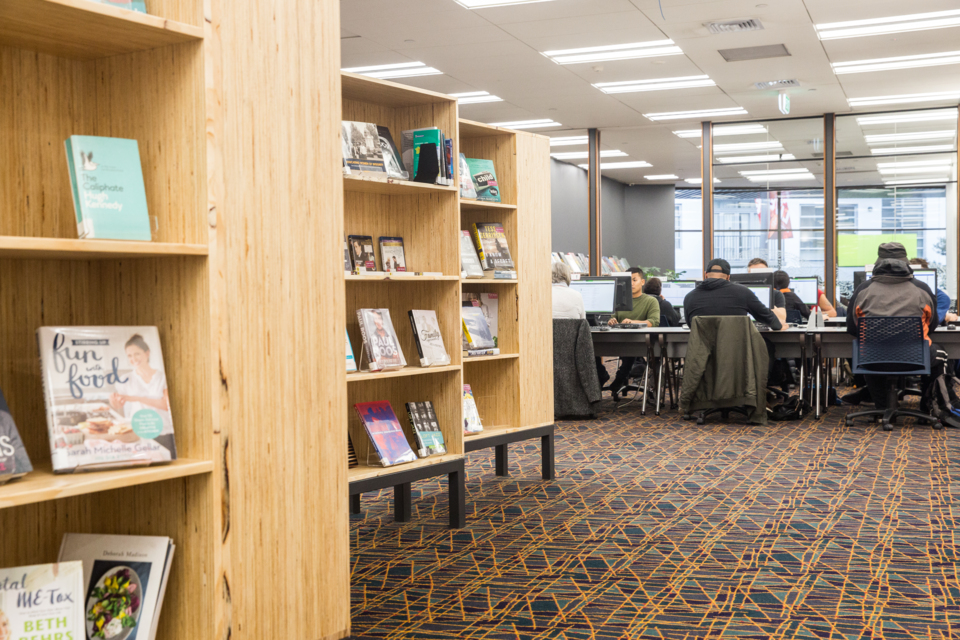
top-left (350, 393), bottom-right (960, 639)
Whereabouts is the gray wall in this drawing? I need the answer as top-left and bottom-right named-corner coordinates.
top-left (550, 158), bottom-right (676, 273)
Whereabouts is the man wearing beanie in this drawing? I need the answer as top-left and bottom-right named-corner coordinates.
top-left (845, 241), bottom-right (946, 410)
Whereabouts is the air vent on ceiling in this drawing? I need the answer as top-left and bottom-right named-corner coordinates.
top-left (705, 18), bottom-right (764, 34)
top-left (812, 151), bottom-right (854, 158)
top-left (755, 79), bottom-right (800, 90)
top-left (718, 44), bottom-right (790, 62)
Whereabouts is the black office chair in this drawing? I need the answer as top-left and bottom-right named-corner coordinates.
top-left (844, 316), bottom-right (942, 432)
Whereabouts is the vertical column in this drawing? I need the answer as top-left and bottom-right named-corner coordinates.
top-left (824, 114), bottom-right (837, 304)
top-left (701, 121), bottom-right (714, 269)
top-left (952, 107), bottom-right (960, 299)
top-left (588, 128), bottom-right (602, 275)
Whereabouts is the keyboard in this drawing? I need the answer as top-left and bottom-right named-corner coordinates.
top-left (613, 324), bottom-right (642, 330)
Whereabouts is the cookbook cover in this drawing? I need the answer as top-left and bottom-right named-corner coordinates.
top-left (37, 327), bottom-right (177, 473)
top-left (0, 562), bottom-right (85, 640)
top-left (408, 310), bottom-right (450, 367)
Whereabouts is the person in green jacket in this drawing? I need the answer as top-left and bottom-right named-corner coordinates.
top-left (597, 268), bottom-right (660, 399)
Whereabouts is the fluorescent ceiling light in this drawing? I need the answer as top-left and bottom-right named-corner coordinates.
top-left (454, 0), bottom-right (554, 7)
top-left (593, 75), bottom-right (714, 94)
top-left (713, 141), bottom-right (783, 153)
top-left (865, 130), bottom-right (956, 144)
top-left (644, 174), bottom-right (680, 180)
top-left (848, 91), bottom-right (960, 107)
top-left (577, 161), bottom-right (652, 169)
top-left (449, 91), bottom-right (503, 104)
top-left (884, 178), bottom-right (951, 185)
top-left (489, 118), bottom-right (562, 129)
top-left (816, 9), bottom-right (960, 40)
top-left (739, 168), bottom-right (810, 176)
top-left (543, 40), bottom-right (683, 65)
top-left (549, 136), bottom-right (588, 146)
top-left (644, 107), bottom-right (747, 121)
top-left (871, 144), bottom-right (956, 155)
top-left (857, 111), bottom-right (957, 126)
top-left (877, 166), bottom-right (953, 174)
top-left (744, 172), bottom-right (815, 182)
top-left (674, 125), bottom-right (767, 138)
top-left (551, 150), bottom-right (628, 160)
top-left (833, 51), bottom-right (960, 75)
top-left (716, 153), bottom-right (796, 164)
top-left (685, 178), bottom-right (721, 184)
top-left (342, 61), bottom-right (442, 79)
top-left (876, 159), bottom-right (954, 168)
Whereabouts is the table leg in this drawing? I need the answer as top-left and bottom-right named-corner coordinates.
top-left (541, 431), bottom-right (555, 480)
top-left (656, 354), bottom-right (665, 416)
top-left (495, 443), bottom-right (509, 477)
top-left (350, 494), bottom-right (361, 515)
top-left (641, 358), bottom-right (650, 415)
top-left (448, 463), bottom-right (466, 529)
top-left (394, 483), bottom-right (412, 522)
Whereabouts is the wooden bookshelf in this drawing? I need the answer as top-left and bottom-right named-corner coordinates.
top-left (348, 452), bottom-right (463, 483)
top-left (459, 199), bottom-right (518, 212)
top-left (347, 273), bottom-right (460, 282)
top-left (463, 276), bottom-right (519, 283)
top-left (344, 173), bottom-right (458, 196)
top-left (463, 352), bottom-right (520, 363)
top-left (348, 364), bottom-right (461, 382)
top-left (0, 236), bottom-right (208, 259)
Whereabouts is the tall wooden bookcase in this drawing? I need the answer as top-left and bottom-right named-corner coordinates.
top-left (341, 76), bottom-right (553, 512)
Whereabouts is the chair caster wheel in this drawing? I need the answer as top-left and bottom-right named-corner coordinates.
top-left (933, 420), bottom-right (943, 431)
top-left (882, 422), bottom-right (893, 432)
top-left (845, 419), bottom-right (852, 426)
top-left (696, 417), bottom-right (705, 425)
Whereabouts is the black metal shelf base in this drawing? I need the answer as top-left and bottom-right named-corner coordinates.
top-left (464, 424), bottom-right (555, 480)
top-left (349, 458), bottom-right (466, 528)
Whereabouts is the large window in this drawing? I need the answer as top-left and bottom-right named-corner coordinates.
top-left (674, 189), bottom-right (702, 279)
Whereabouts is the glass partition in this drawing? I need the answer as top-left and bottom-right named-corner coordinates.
top-left (674, 188), bottom-right (703, 279)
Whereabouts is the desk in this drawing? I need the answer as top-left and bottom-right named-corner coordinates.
top-left (590, 327), bottom-right (658, 414)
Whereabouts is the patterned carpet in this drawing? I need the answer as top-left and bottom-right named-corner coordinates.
top-left (350, 392), bottom-right (960, 639)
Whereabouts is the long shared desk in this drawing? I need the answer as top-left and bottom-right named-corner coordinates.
top-left (591, 324), bottom-right (960, 419)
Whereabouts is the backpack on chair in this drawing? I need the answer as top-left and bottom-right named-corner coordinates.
top-left (922, 349), bottom-right (960, 429)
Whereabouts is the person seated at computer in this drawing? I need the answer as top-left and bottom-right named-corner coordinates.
top-left (596, 268), bottom-right (660, 398)
top-left (746, 257), bottom-right (788, 324)
top-left (846, 242), bottom-right (948, 409)
top-left (551, 262), bottom-right (585, 319)
top-left (756, 258), bottom-right (837, 317)
top-left (684, 259), bottom-right (785, 330)
top-left (643, 277), bottom-right (680, 327)
top-left (773, 270), bottom-right (811, 321)
top-left (909, 258), bottom-right (958, 323)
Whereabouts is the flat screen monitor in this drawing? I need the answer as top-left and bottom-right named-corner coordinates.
top-left (730, 272), bottom-right (775, 287)
top-left (570, 280), bottom-right (617, 314)
top-left (853, 270), bottom-right (867, 290)
top-left (743, 284), bottom-right (773, 308)
top-left (913, 269), bottom-right (937, 291)
top-left (582, 275), bottom-right (633, 312)
top-left (661, 280), bottom-right (696, 307)
top-left (791, 277), bottom-right (819, 306)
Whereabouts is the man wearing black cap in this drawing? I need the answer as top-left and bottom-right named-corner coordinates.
top-left (683, 258), bottom-right (785, 330)
top-left (845, 241), bottom-right (945, 409)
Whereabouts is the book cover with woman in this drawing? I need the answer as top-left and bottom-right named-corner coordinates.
top-left (37, 326), bottom-right (177, 473)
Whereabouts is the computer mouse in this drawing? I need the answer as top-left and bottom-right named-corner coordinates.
top-left (948, 324), bottom-right (956, 330)
top-left (599, 325), bottom-right (610, 332)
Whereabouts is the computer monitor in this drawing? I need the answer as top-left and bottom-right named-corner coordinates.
top-left (853, 270), bottom-right (867, 290)
top-left (913, 269), bottom-right (937, 291)
top-left (730, 272), bottom-right (775, 287)
top-left (661, 280), bottom-right (696, 307)
top-left (743, 284), bottom-right (773, 308)
top-left (583, 275), bottom-right (633, 312)
top-left (569, 279), bottom-right (617, 314)
top-left (791, 277), bottom-right (819, 306)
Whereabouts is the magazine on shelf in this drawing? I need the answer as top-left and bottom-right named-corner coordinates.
top-left (37, 327), bottom-right (177, 474)
top-left (340, 121), bottom-right (385, 173)
top-left (462, 385), bottom-right (483, 434)
top-left (405, 401), bottom-right (446, 457)
top-left (346, 235), bottom-right (377, 272)
top-left (59, 533), bottom-right (175, 640)
top-left (401, 128), bottom-right (447, 185)
top-left (458, 153), bottom-right (478, 199)
top-left (354, 401), bottom-right (417, 466)
top-left (464, 158), bottom-right (500, 202)
top-left (65, 135), bottom-right (151, 241)
top-left (0, 562), bottom-right (85, 640)
top-left (379, 237), bottom-right (407, 272)
top-left (376, 125), bottom-right (408, 179)
top-left (408, 310), bottom-right (451, 367)
top-left (0, 387), bottom-right (32, 484)
top-left (471, 223), bottom-right (514, 271)
top-left (356, 309), bottom-right (406, 371)
top-left (346, 328), bottom-right (357, 373)
top-left (463, 293), bottom-right (498, 347)
top-left (462, 306), bottom-right (496, 350)
top-left (460, 230), bottom-right (485, 278)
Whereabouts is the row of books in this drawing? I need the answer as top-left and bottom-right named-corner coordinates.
top-left (344, 224), bottom-right (516, 278)
top-left (347, 297), bottom-right (499, 373)
top-left (0, 534), bottom-right (174, 640)
top-left (550, 252), bottom-right (631, 275)
top-left (340, 121), bottom-right (501, 202)
top-left (352, 384), bottom-right (485, 468)
top-left (1, 327), bottom-right (177, 481)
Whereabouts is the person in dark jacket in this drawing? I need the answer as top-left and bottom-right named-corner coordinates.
top-left (773, 270), bottom-right (811, 321)
top-left (643, 277), bottom-right (681, 327)
top-left (845, 242), bottom-right (946, 409)
top-left (684, 259), bottom-right (785, 331)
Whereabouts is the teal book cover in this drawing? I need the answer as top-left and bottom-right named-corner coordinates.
top-left (65, 135), bottom-right (152, 241)
top-left (96, 0), bottom-right (147, 12)
top-left (464, 158), bottom-right (501, 202)
top-left (412, 129), bottom-right (444, 181)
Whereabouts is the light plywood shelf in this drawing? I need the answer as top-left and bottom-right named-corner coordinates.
top-left (464, 421), bottom-right (553, 442)
top-left (347, 364), bottom-right (461, 382)
top-left (459, 119), bottom-right (519, 138)
top-left (461, 277), bottom-right (518, 284)
top-left (0, 236), bottom-right (209, 260)
top-left (344, 174), bottom-right (458, 196)
top-left (342, 71), bottom-right (455, 108)
top-left (459, 199), bottom-right (517, 212)
top-left (0, 0), bottom-right (203, 59)
top-left (463, 353), bottom-right (519, 363)
top-left (0, 459), bottom-right (214, 510)
top-left (346, 273), bottom-right (460, 282)
top-left (348, 453), bottom-right (464, 483)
